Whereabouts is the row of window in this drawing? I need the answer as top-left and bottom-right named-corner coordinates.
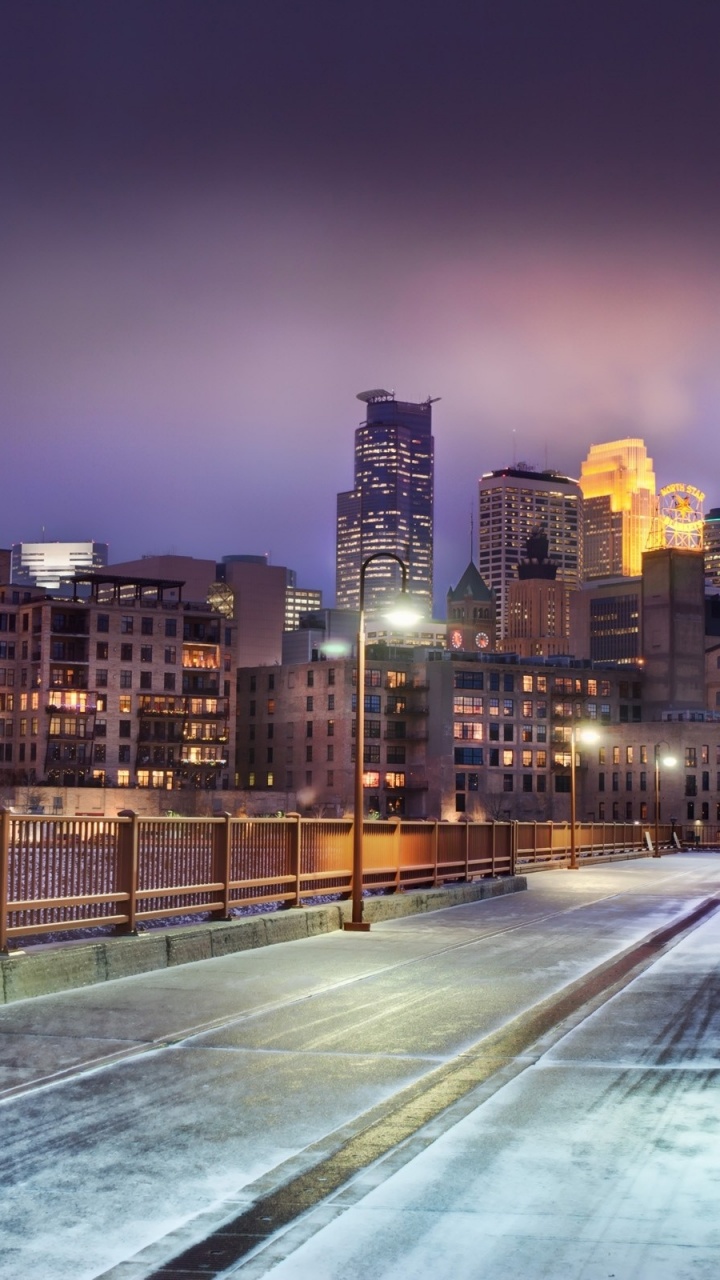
top-left (594, 768), bottom-right (717, 788)
top-left (454, 747), bottom-right (549, 767)
top-left (250, 667), bottom-right (339, 693)
top-left (245, 742), bottom-right (407, 767)
top-left (454, 671), bottom-right (617, 696)
top-left (595, 746), bottom-right (720, 766)
top-left (100, 615), bottom-right (177, 637)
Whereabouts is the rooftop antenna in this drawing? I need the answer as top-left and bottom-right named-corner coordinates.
top-left (512, 429), bottom-right (517, 467)
top-left (544, 441), bottom-right (549, 470)
top-left (470, 503), bottom-right (474, 563)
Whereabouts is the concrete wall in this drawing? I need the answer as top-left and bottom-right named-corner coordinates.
top-left (0, 877), bottom-right (527, 1004)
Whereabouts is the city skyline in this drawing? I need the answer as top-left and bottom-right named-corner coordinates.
top-left (4, 3), bottom-right (720, 614)
top-left (4, 423), bottom-right (713, 617)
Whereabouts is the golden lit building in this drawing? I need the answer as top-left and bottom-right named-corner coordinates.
top-left (580, 439), bottom-right (657, 580)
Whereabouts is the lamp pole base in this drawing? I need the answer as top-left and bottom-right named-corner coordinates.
top-left (344, 921), bottom-right (371, 932)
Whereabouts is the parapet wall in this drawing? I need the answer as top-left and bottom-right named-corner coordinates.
top-left (0, 876), bottom-right (526, 1005)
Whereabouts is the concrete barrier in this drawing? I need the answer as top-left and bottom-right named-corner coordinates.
top-left (0, 876), bottom-right (526, 1005)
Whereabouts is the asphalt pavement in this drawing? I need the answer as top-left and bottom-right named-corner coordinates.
top-left (2, 854), bottom-right (719, 1280)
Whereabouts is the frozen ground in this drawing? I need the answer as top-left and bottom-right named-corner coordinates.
top-left (1, 855), bottom-right (719, 1280)
top-left (240, 903), bottom-right (720, 1279)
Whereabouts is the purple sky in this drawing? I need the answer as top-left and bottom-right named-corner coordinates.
top-left (3, 2), bottom-right (720, 613)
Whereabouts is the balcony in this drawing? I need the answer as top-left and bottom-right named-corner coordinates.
top-left (49, 672), bottom-right (89, 691)
top-left (182, 644), bottom-right (220, 670)
top-left (46, 693), bottom-right (98, 713)
top-left (137, 696), bottom-right (189, 717)
top-left (50, 616), bottom-right (89, 636)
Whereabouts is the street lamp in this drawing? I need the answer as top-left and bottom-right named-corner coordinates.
top-left (344, 552), bottom-right (422, 932)
top-left (653, 743), bottom-right (677, 857)
top-left (569, 724), bottom-right (600, 870)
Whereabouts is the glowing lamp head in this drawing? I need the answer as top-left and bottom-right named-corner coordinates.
top-left (383, 597), bottom-right (424, 630)
top-left (661, 754), bottom-right (677, 769)
top-left (576, 727), bottom-right (600, 745)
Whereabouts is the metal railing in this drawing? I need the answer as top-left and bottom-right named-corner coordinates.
top-left (0, 810), bottom-right (661, 950)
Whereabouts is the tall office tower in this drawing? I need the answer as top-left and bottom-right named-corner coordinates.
top-left (704, 508), bottom-right (720, 585)
top-left (579, 439), bottom-right (656, 580)
top-left (335, 390), bottom-right (435, 614)
top-left (11, 541), bottom-right (108, 591)
top-left (477, 466), bottom-right (582, 639)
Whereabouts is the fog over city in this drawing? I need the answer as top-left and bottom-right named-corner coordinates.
top-left (4, 2), bottom-right (720, 610)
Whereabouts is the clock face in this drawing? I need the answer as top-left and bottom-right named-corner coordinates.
top-left (450, 629), bottom-right (463, 650)
top-left (475, 631), bottom-right (489, 649)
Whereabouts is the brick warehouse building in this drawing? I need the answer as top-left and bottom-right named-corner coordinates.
top-left (0, 573), bottom-right (234, 794)
top-left (235, 650), bottom-right (645, 821)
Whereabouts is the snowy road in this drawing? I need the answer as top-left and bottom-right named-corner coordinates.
top-left (1, 856), bottom-right (718, 1279)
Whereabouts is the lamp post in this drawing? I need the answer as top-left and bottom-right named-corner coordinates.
top-left (569, 723), bottom-right (600, 870)
top-left (653, 743), bottom-right (677, 857)
top-left (344, 552), bottom-right (422, 932)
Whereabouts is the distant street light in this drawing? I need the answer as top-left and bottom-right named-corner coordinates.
top-left (653, 743), bottom-right (677, 857)
top-left (344, 553), bottom-right (423, 932)
top-left (569, 724), bottom-right (600, 870)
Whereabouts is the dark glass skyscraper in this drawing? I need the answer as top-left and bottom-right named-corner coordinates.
top-left (336, 390), bottom-right (435, 614)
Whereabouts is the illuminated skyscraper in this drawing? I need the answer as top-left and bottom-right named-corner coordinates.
top-left (11, 540), bottom-right (108, 591)
top-left (579, 439), bottom-right (657, 580)
top-left (477, 466), bottom-right (582, 639)
top-left (335, 390), bottom-right (435, 614)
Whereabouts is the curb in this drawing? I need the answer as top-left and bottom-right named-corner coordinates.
top-left (0, 876), bottom-right (526, 1005)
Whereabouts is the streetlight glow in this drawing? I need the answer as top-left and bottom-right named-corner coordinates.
top-left (383, 601), bottom-right (424, 629)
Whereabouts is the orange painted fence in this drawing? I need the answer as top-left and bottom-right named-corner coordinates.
top-left (0, 809), bottom-right (664, 950)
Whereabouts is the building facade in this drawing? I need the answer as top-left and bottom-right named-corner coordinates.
top-left (336, 390), bottom-right (435, 614)
top-left (477, 466), bottom-right (582, 639)
top-left (108, 552), bottom-right (322, 667)
top-left (641, 547), bottom-right (706, 718)
top-left (572, 717), bottom-right (720, 833)
top-left (704, 507), bottom-right (720, 586)
top-left (0, 574), bottom-right (234, 792)
top-left (446, 562), bottom-right (496, 654)
top-left (569, 578), bottom-right (642, 664)
top-left (235, 650), bottom-right (642, 822)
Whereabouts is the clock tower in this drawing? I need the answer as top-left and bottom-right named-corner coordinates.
top-left (446, 562), bottom-right (496, 653)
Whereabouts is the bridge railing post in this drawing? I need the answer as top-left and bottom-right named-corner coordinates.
top-left (0, 807), bottom-right (11, 953)
top-left (117, 810), bottom-right (139, 935)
